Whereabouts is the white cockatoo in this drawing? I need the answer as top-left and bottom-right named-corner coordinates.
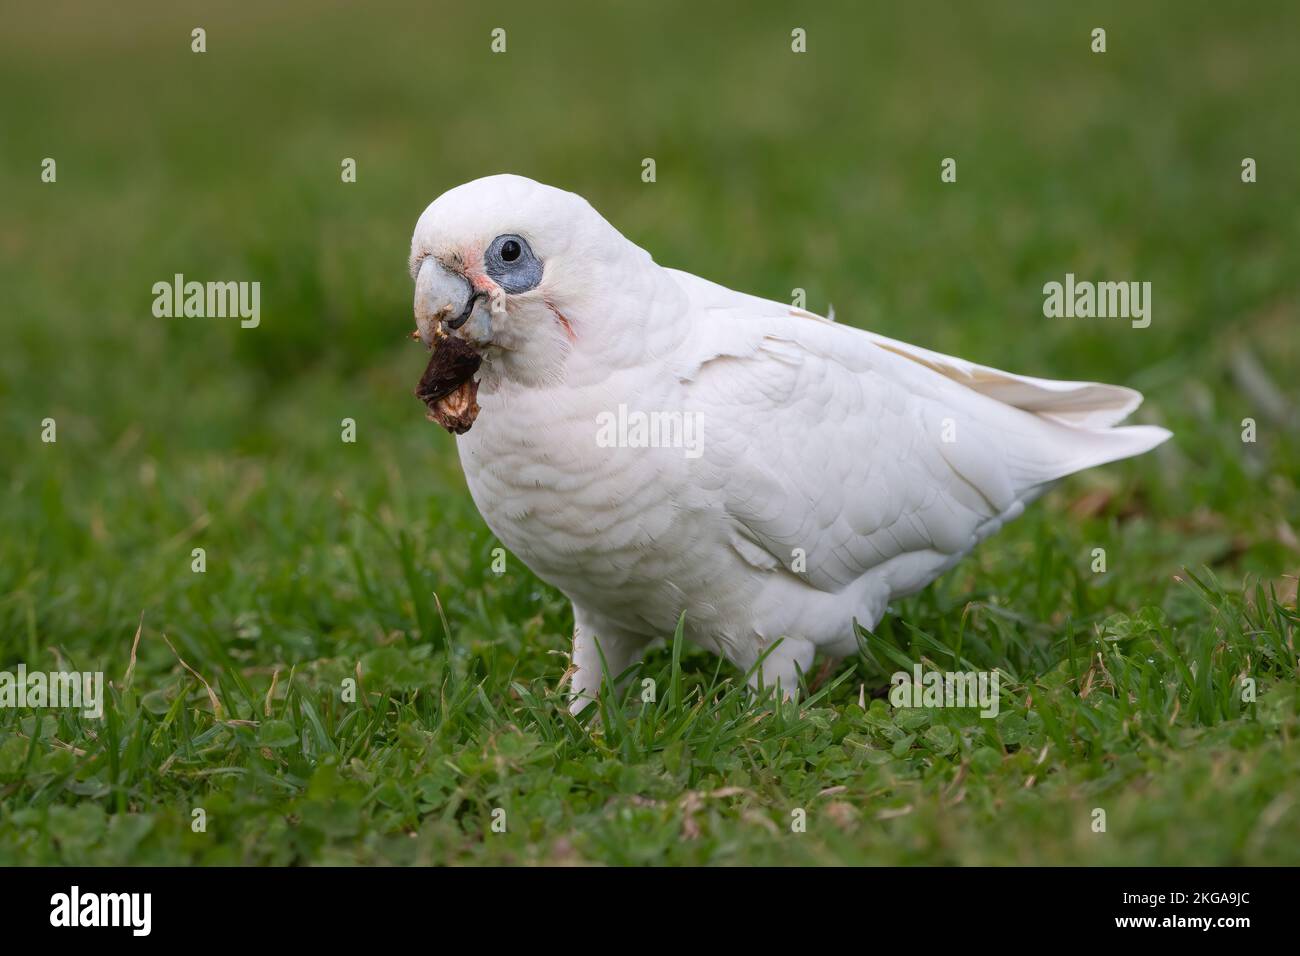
top-left (409, 174), bottom-right (1170, 712)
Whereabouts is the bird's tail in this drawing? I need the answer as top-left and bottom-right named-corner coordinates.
top-left (864, 328), bottom-right (1172, 486)
top-left (1010, 421), bottom-right (1171, 489)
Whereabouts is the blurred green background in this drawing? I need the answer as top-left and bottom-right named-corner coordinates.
top-left (0, 1), bottom-right (1296, 864)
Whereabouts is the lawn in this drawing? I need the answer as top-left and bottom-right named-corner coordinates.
top-left (0, 0), bottom-right (1297, 865)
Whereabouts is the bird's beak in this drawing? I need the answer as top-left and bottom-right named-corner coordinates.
top-left (414, 257), bottom-right (492, 349)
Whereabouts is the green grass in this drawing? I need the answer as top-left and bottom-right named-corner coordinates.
top-left (1, 0), bottom-right (1298, 865)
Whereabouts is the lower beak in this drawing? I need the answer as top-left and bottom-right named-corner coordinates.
top-left (414, 258), bottom-right (492, 348)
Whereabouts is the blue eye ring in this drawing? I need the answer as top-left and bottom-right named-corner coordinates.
top-left (485, 234), bottom-right (542, 293)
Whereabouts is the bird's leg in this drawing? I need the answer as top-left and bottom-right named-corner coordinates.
top-left (567, 607), bottom-right (650, 716)
top-left (747, 636), bottom-right (817, 701)
top-left (806, 655), bottom-right (839, 694)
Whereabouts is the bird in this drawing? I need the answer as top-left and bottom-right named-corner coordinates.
top-left (408, 174), bottom-right (1171, 713)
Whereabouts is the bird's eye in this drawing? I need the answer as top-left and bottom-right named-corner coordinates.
top-left (485, 234), bottom-right (542, 294)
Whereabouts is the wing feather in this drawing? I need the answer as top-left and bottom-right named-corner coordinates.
top-left (671, 270), bottom-right (1169, 599)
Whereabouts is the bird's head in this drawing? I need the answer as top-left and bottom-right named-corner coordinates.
top-left (410, 174), bottom-right (637, 392)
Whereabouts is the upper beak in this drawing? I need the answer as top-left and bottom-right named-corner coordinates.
top-left (414, 258), bottom-right (492, 349)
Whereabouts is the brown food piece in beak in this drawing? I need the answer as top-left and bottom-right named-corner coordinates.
top-left (415, 335), bottom-right (482, 434)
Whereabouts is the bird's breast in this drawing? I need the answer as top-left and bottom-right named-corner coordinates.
top-left (452, 370), bottom-right (721, 632)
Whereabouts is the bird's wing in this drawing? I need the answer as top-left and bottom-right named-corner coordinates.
top-left (667, 270), bottom-right (1169, 596)
top-left (665, 269), bottom-right (1144, 427)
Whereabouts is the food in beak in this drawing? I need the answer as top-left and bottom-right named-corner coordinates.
top-left (415, 334), bottom-right (482, 434)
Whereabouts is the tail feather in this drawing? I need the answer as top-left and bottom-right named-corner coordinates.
top-left (1006, 422), bottom-right (1172, 491)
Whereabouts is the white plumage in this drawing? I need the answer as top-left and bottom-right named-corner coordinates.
top-left (409, 174), bottom-right (1171, 710)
